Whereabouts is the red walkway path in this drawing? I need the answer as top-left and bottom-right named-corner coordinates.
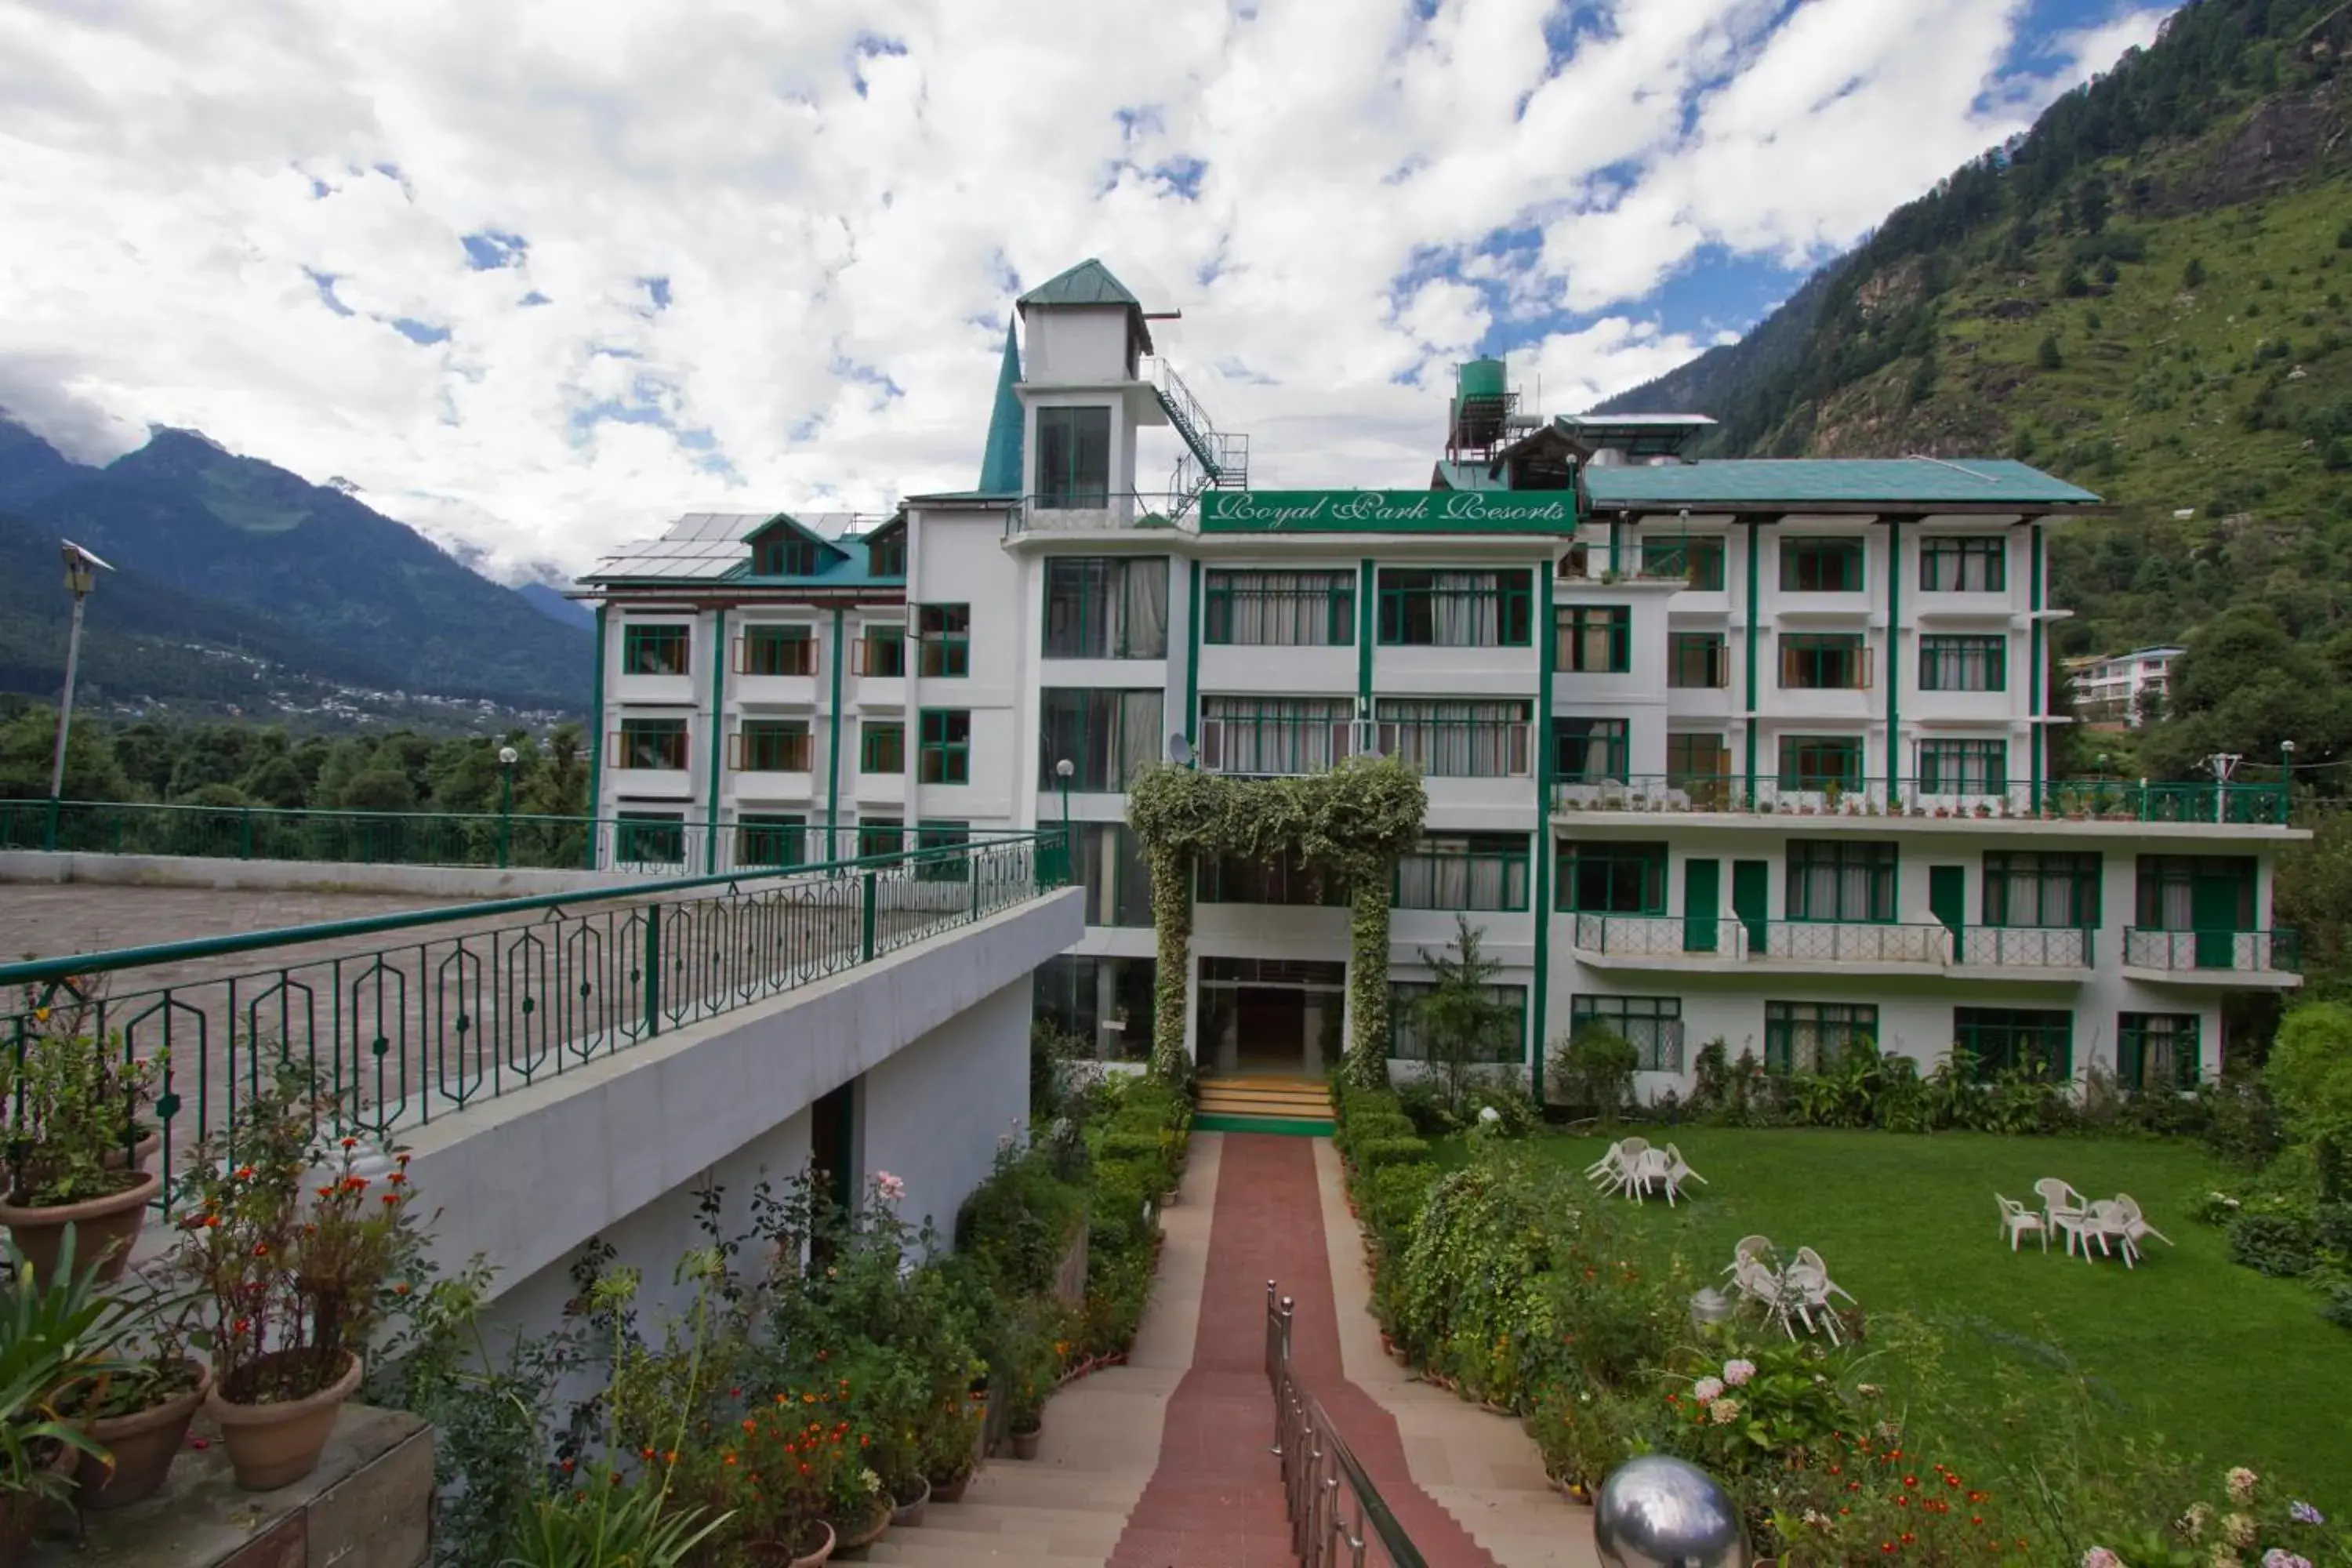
top-left (1108, 1132), bottom-right (1497, 1568)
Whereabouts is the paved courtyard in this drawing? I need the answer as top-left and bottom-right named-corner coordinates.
top-left (0, 884), bottom-right (474, 969)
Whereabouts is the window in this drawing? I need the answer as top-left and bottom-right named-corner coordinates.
top-left (1668, 734), bottom-right (1731, 802)
top-left (1044, 557), bottom-right (1170, 659)
top-left (1036, 405), bottom-right (1112, 507)
top-left (1556, 841), bottom-right (1668, 915)
top-left (1378, 699), bottom-right (1531, 777)
top-left (1780, 537), bottom-right (1864, 592)
top-left (1984, 852), bottom-right (2100, 927)
top-left (1763, 1001), bottom-right (1878, 1074)
top-left (857, 624), bottom-right (907, 677)
top-left (1039, 689), bottom-right (1163, 791)
top-left (859, 721), bottom-right (905, 774)
top-left (2135, 855), bottom-right (2256, 929)
top-left (1391, 982), bottom-right (1526, 1064)
top-left (1778, 736), bottom-right (1864, 792)
top-left (1552, 718), bottom-right (1628, 784)
top-left (622, 624), bottom-right (690, 677)
top-left (1071, 822), bottom-right (1153, 927)
top-left (1669, 632), bottom-right (1728, 688)
top-left (1919, 635), bottom-right (2006, 691)
top-left (616, 717), bottom-right (688, 771)
top-left (1570, 996), bottom-right (1684, 1073)
top-left (1917, 740), bottom-right (2007, 794)
top-left (738, 625), bottom-right (816, 677)
top-left (753, 535), bottom-right (824, 577)
top-left (2118, 1013), bottom-right (2200, 1091)
top-left (732, 720), bottom-right (811, 773)
top-left (1641, 536), bottom-right (1725, 590)
top-left (868, 528), bottom-right (906, 578)
top-left (1198, 853), bottom-right (1344, 906)
top-left (1396, 834), bottom-right (1530, 912)
top-left (1033, 954), bottom-right (1156, 1063)
top-left (856, 816), bottom-right (903, 858)
top-left (1920, 536), bottom-right (2005, 593)
top-left (1200, 697), bottom-right (1353, 776)
top-left (736, 813), bottom-right (804, 868)
top-left (1203, 569), bottom-right (1356, 646)
top-left (918, 710), bottom-right (971, 784)
top-left (1787, 840), bottom-right (1896, 923)
top-left (1955, 1007), bottom-right (2073, 1080)
top-left (915, 604), bottom-right (969, 677)
top-left (1780, 634), bottom-right (1870, 690)
top-left (1554, 606), bottom-right (1632, 673)
top-left (1376, 569), bottom-right (1534, 647)
top-left (615, 811), bottom-right (686, 865)
top-left (915, 822), bottom-right (969, 881)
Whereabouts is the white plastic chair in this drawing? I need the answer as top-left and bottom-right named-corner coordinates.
top-left (2114, 1194), bottom-right (2172, 1257)
top-left (1996, 1194), bottom-right (2048, 1252)
top-left (1584, 1141), bottom-right (1625, 1182)
top-left (1733, 1258), bottom-right (1799, 1340)
top-left (2082, 1200), bottom-right (2139, 1267)
top-left (2035, 1178), bottom-right (2092, 1257)
top-left (1663, 1144), bottom-right (1708, 1201)
top-left (1721, 1235), bottom-right (1772, 1279)
top-left (1624, 1147), bottom-right (1672, 1202)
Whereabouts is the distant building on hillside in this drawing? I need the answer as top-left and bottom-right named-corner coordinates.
top-left (2067, 647), bottom-right (2183, 730)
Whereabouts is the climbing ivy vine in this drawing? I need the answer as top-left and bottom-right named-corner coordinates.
top-left (1127, 756), bottom-right (1427, 1087)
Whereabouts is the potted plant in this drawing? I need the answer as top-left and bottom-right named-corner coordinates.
top-left (997, 1303), bottom-right (1060, 1461)
top-left (169, 1064), bottom-right (422, 1490)
top-left (0, 996), bottom-right (162, 1287)
top-left (62, 1290), bottom-right (209, 1510)
top-left (825, 1461), bottom-right (889, 1557)
top-left (1, 1230), bottom-right (146, 1563)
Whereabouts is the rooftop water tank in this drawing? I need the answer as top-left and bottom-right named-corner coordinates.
top-left (1458, 358), bottom-right (1507, 402)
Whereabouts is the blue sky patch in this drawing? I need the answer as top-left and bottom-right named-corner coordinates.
top-left (392, 318), bottom-right (452, 345)
top-left (643, 276), bottom-right (672, 311)
top-left (304, 268), bottom-right (354, 317)
top-left (462, 231), bottom-right (528, 270)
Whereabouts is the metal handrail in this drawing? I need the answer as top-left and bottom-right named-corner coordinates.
top-left (1265, 1281), bottom-right (1427, 1568)
top-left (1550, 775), bottom-right (2295, 825)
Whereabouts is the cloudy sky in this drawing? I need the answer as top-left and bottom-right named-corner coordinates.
top-left (0, 0), bottom-right (2167, 579)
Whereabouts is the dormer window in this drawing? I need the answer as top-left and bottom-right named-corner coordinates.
top-left (756, 535), bottom-right (823, 576)
top-left (868, 526), bottom-right (906, 577)
top-left (1037, 406), bottom-right (1111, 509)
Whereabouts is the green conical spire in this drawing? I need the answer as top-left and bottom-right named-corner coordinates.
top-left (977, 319), bottom-right (1023, 496)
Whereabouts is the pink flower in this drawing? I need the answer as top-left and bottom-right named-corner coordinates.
top-left (1722, 1359), bottom-right (1756, 1388)
top-left (2084, 1549), bottom-right (2125, 1568)
top-left (875, 1171), bottom-right (906, 1203)
top-left (2262, 1552), bottom-right (2312, 1568)
top-left (1709, 1398), bottom-right (1740, 1425)
top-left (1692, 1377), bottom-right (1725, 1404)
top-left (2227, 1468), bottom-right (2259, 1505)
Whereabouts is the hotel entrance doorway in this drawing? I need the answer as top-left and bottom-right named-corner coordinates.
top-left (1198, 956), bottom-right (1345, 1076)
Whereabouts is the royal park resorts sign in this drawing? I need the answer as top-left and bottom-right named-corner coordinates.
top-left (1196, 489), bottom-right (1577, 533)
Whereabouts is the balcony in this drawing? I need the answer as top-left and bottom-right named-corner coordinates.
top-left (1955, 925), bottom-right (2092, 971)
top-left (1550, 775), bottom-right (2294, 829)
top-left (1565, 915), bottom-right (2090, 979)
top-left (2122, 927), bottom-right (2302, 988)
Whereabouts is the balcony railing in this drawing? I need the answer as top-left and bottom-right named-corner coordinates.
top-left (2122, 927), bottom-right (2301, 975)
top-left (1001, 492), bottom-right (1193, 535)
top-left (1568, 914), bottom-right (2093, 972)
top-left (1957, 925), bottom-right (2092, 967)
top-left (1550, 775), bottom-right (2293, 826)
top-left (1762, 920), bottom-right (1947, 964)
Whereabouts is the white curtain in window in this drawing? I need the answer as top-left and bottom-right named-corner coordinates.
top-left (1117, 691), bottom-right (1163, 785)
top-left (1384, 700), bottom-right (1524, 777)
top-left (1430, 572), bottom-right (1500, 646)
top-left (2161, 878), bottom-right (2194, 929)
top-left (1208, 698), bottom-right (1349, 775)
top-left (1219, 572), bottom-right (1343, 645)
top-left (1116, 559), bottom-right (1169, 658)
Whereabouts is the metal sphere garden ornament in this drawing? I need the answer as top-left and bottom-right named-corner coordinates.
top-left (1592, 1455), bottom-right (1750, 1568)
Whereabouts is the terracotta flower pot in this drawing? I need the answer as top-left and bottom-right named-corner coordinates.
top-left (0, 1169), bottom-right (162, 1286)
top-left (829, 1502), bottom-right (889, 1554)
top-left (750, 1520), bottom-right (835, 1566)
top-left (207, 1349), bottom-right (362, 1491)
top-left (0, 1438), bottom-right (78, 1566)
top-left (890, 1475), bottom-right (930, 1528)
top-left (74, 1359), bottom-right (212, 1509)
top-left (928, 1472), bottom-right (972, 1504)
top-left (101, 1129), bottom-right (162, 1174)
top-left (1009, 1421), bottom-right (1042, 1461)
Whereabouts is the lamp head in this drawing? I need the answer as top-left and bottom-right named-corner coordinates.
top-left (498, 746), bottom-right (521, 767)
top-left (1054, 758), bottom-right (1073, 780)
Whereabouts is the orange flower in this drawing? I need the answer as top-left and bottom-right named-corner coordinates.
top-left (341, 1136), bottom-right (358, 1149)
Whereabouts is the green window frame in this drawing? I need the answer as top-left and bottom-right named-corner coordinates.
top-left (1553, 605), bottom-right (1632, 673)
top-left (1200, 696), bottom-right (1353, 776)
top-left (915, 604), bottom-right (970, 677)
top-left (1920, 536), bottom-right (2005, 593)
top-left (1033, 954), bottom-right (1157, 1064)
top-left (915, 821), bottom-right (970, 881)
top-left (1570, 995), bottom-right (1684, 1073)
top-left (1668, 734), bottom-right (1730, 800)
top-left (1039, 689), bottom-right (1163, 791)
top-left (733, 719), bottom-right (811, 773)
top-left (1556, 841), bottom-right (1668, 915)
top-left (859, 721), bottom-right (905, 774)
top-left (616, 717), bottom-right (689, 771)
top-left (1391, 981), bottom-right (1527, 1064)
top-left (1780, 537), bottom-right (1865, 592)
top-left (1787, 840), bottom-right (1896, 923)
top-left (2135, 855), bottom-right (2256, 930)
top-left (1394, 833), bottom-right (1530, 912)
top-left (1918, 740), bottom-right (2008, 794)
top-left (1780, 633), bottom-right (1869, 690)
top-left (1763, 1001), bottom-right (1878, 1074)
top-left (1202, 568), bottom-right (1356, 646)
top-left (867, 528), bottom-right (906, 577)
top-left (1778, 736), bottom-right (1864, 792)
top-left (1552, 717), bottom-right (1628, 784)
top-left (1669, 632), bottom-right (1728, 688)
top-left (1983, 851), bottom-right (2100, 927)
top-left (615, 810), bottom-right (686, 865)
top-left (1036, 406), bottom-right (1112, 508)
top-left (1376, 569), bottom-right (1534, 647)
top-left (917, 710), bottom-right (971, 785)
top-left (1071, 822), bottom-right (1154, 927)
top-left (856, 816), bottom-right (903, 859)
top-left (736, 813), bottom-right (805, 869)
top-left (753, 535), bottom-right (823, 576)
top-left (1955, 1007), bottom-right (2073, 1080)
top-left (1919, 635), bottom-right (2006, 691)
top-left (1641, 536), bottom-right (1725, 590)
top-left (2118, 1012), bottom-right (2200, 1091)
top-left (738, 624), bottom-right (816, 677)
top-left (1197, 853), bottom-right (1345, 906)
top-left (1379, 699), bottom-right (1532, 778)
top-left (1044, 557), bottom-right (1170, 659)
top-left (858, 625), bottom-right (907, 677)
top-left (621, 623), bottom-right (691, 677)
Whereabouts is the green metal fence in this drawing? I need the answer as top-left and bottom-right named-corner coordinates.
top-left (1548, 775), bottom-right (2296, 826)
top-left (4, 831), bottom-right (1071, 1210)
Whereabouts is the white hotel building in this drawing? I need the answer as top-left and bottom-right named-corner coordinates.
top-left (577, 260), bottom-right (2301, 1097)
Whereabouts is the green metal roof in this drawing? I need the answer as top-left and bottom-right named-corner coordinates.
top-left (977, 320), bottom-right (1024, 496)
top-left (1582, 458), bottom-right (2100, 508)
top-left (1016, 258), bottom-right (1140, 310)
top-left (1430, 459), bottom-right (1507, 492)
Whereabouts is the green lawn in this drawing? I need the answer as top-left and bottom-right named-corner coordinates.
top-left (1469, 1127), bottom-right (2350, 1511)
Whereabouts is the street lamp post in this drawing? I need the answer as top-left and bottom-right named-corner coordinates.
top-left (1054, 758), bottom-right (1074, 885)
top-left (497, 745), bottom-right (521, 869)
top-left (46, 541), bottom-right (113, 851)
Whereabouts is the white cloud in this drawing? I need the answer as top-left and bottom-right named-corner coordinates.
top-left (0, 0), bottom-right (2165, 575)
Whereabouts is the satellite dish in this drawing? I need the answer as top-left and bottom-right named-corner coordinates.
top-left (60, 539), bottom-right (114, 572)
top-left (1168, 732), bottom-right (1196, 767)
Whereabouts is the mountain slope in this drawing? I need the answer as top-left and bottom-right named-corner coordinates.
top-left (1591, 0), bottom-right (2352, 666)
top-left (0, 417), bottom-right (83, 511)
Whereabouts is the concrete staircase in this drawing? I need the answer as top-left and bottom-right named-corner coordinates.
top-left (1194, 1074), bottom-right (1334, 1135)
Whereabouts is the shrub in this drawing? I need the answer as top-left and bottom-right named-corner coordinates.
top-left (1336, 1110), bottom-right (1417, 1163)
top-left (2325, 1284), bottom-right (2352, 1332)
top-left (1528, 1384), bottom-right (1655, 1490)
top-left (2314, 1200), bottom-right (2352, 1259)
top-left (1461, 1080), bottom-right (1540, 1138)
top-left (1392, 1078), bottom-right (1459, 1137)
top-left (1087, 1160), bottom-right (1156, 1257)
top-left (2228, 1211), bottom-right (2316, 1278)
top-left (1359, 1161), bottom-right (1436, 1250)
top-left (955, 1151), bottom-right (1087, 1298)
top-left (1352, 1135), bottom-right (1432, 1173)
top-left (1094, 1130), bottom-right (1175, 1195)
top-left (1552, 1029), bottom-right (1639, 1127)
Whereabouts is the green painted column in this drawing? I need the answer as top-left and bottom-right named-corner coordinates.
top-left (584, 604), bottom-right (607, 870)
top-left (1185, 559), bottom-right (1203, 742)
top-left (705, 607), bottom-right (727, 874)
top-left (1886, 517), bottom-right (1902, 796)
top-left (1530, 554), bottom-right (1555, 1098)
top-left (826, 606), bottom-right (846, 862)
top-left (2029, 521), bottom-right (2045, 806)
top-left (1357, 559), bottom-right (1377, 713)
top-left (1744, 521), bottom-right (1762, 800)
top-left (1607, 516), bottom-right (1622, 576)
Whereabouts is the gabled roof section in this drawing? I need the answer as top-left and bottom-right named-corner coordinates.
top-left (745, 511), bottom-right (846, 561)
top-left (579, 511), bottom-right (900, 590)
top-left (976, 319), bottom-right (1023, 497)
top-left (1581, 458), bottom-right (2102, 510)
top-left (1017, 258), bottom-right (1140, 310)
